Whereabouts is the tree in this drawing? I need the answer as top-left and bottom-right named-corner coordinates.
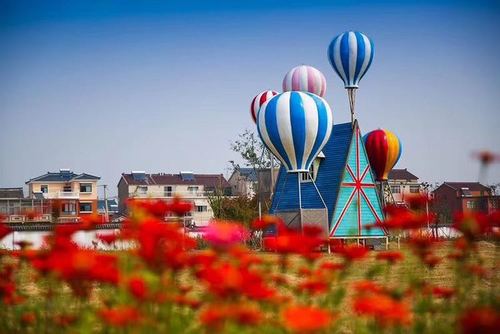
top-left (230, 129), bottom-right (271, 169)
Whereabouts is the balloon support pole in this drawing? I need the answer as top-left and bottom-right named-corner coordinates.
top-left (297, 172), bottom-right (303, 233)
top-left (348, 88), bottom-right (357, 124)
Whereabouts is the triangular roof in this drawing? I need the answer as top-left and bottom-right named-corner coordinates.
top-left (270, 121), bottom-right (385, 238)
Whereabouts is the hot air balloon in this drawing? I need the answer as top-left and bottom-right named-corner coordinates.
top-left (250, 90), bottom-right (279, 123)
top-left (327, 31), bottom-right (374, 122)
top-left (363, 128), bottom-right (402, 181)
top-left (282, 65), bottom-right (327, 97)
top-left (257, 91), bottom-right (333, 173)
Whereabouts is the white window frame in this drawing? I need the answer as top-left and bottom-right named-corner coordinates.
top-left (79, 183), bottom-right (92, 193)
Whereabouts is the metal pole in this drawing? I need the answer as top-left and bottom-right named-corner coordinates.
top-left (270, 153), bottom-right (274, 198)
top-left (297, 172), bottom-right (302, 232)
top-left (103, 185), bottom-right (109, 223)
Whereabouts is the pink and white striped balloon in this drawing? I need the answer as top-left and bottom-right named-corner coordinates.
top-left (250, 90), bottom-right (278, 123)
top-left (282, 65), bottom-right (327, 97)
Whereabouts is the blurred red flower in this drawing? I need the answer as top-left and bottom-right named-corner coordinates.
top-left (453, 212), bottom-right (492, 240)
top-left (459, 307), bottom-right (500, 334)
top-left (331, 244), bottom-right (369, 262)
top-left (0, 223), bottom-right (11, 239)
top-left (204, 221), bottom-right (249, 250)
top-left (376, 251), bottom-right (404, 264)
top-left (99, 306), bottom-right (141, 327)
top-left (128, 276), bottom-right (148, 301)
top-left (96, 232), bottom-right (118, 245)
top-left (353, 293), bottom-right (412, 327)
top-left (282, 305), bottom-right (334, 332)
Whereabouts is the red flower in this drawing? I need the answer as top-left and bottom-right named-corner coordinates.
top-left (353, 293), bottom-right (412, 327)
top-left (376, 251), bottom-right (404, 264)
top-left (331, 244), bottom-right (369, 262)
top-left (298, 277), bottom-right (329, 295)
top-left (377, 206), bottom-right (433, 230)
top-left (251, 215), bottom-right (284, 230)
top-left (352, 280), bottom-right (384, 295)
top-left (167, 197), bottom-right (193, 216)
top-left (20, 312), bottom-right (36, 325)
top-left (459, 307), bottom-right (500, 334)
top-left (472, 150), bottom-right (500, 165)
top-left (204, 221), bottom-right (249, 250)
top-left (264, 225), bottom-right (325, 257)
top-left (282, 305), bottom-right (334, 332)
top-left (453, 212), bottom-right (492, 240)
top-left (96, 232), bottom-right (118, 245)
top-left (128, 276), bottom-right (148, 301)
top-left (99, 306), bottom-right (141, 327)
top-left (430, 286), bottom-right (455, 299)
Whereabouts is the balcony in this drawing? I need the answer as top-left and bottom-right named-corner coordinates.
top-left (43, 191), bottom-right (80, 199)
top-left (130, 191), bottom-right (211, 199)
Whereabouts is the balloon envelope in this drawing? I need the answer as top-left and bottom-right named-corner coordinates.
top-left (250, 90), bottom-right (279, 123)
top-left (257, 91), bottom-right (333, 173)
top-left (282, 65), bottom-right (327, 97)
top-left (363, 129), bottom-right (402, 181)
top-left (327, 31), bottom-right (374, 89)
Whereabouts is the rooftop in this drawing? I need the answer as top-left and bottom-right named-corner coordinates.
top-left (26, 170), bottom-right (100, 184)
top-left (388, 168), bottom-right (418, 181)
top-left (0, 187), bottom-right (24, 199)
top-left (121, 172), bottom-right (231, 188)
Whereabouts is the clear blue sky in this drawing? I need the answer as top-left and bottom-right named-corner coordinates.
top-left (1, 0), bottom-right (499, 197)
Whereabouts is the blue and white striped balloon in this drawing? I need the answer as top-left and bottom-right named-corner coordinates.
top-left (327, 31), bottom-right (374, 88)
top-left (257, 91), bottom-right (333, 173)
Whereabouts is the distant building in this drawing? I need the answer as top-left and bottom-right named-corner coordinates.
top-left (117, 171), bottom-right (232, 227)
top-left (0, 187), bottom-right (52, 223)
top-left (432, 182), bottom-right (499, 224)
top-left (25, 169), bottom-right (100, 222)
top-left (228, 168), bottom-right (257, 198)
top-left (228, 167), bottom-right (280, 200)
top-left (387, 169), bottom-right (421, 205)
top-left (98, 199), bottom-right (119, 216)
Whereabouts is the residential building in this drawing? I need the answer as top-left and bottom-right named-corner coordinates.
top-left (117, 171), bottom-right (232, 227)
top-left (387, 169), bottom-right (421, 205)
top-left (432, 182), bottom-right (499, 225)
top-left (26, 169), bottom-right (100, 222)
top-left (0, 187), bottom-right (52, 223)
top-left (228, 167), bottom-right (257, 198)
top-left (228, 167), bottom-right (280, 200)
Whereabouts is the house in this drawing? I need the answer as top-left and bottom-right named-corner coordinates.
top-left (97, 199), bottom-right (119, 216)
top-left (387, 168), bottom-right (421, 205)
top-left (0, 187), bottom-right (52, 223)
top-left (117, 171), bottom-right (232, 227)
top-left (270, 121), bottom-right (386, 242)
top-left (228, 167), bottom-right (280, 200)
top-left (432, 182), bottom-right (499, 224)
top-left (25, 169), bottom-right (100, 222)
top-left (228, 168), bottom-right (257, 198)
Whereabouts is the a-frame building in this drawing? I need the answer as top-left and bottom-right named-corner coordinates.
top-left (270, 121), bottom-right (386, 239)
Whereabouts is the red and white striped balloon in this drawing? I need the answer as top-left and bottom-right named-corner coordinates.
top-left (282, 65), bottom-right (327, 97)
top-left (250, 90), bottom-right (278, 123)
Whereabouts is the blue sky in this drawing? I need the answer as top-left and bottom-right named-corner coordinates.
top-left (1, 0), bottom-right (499, 196)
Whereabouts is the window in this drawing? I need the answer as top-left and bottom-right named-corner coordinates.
top-left (390, 186), bottom-right (401, 194)
top-left (187, 186), bottom-right (199, 194)
top-left (301, 159), bottom-right (320, 182)
top-left (61, 202), bottom-right (76, 214)
top-left (40, 185), bottom-right (48, 193)
top-left (63, 184), bottom-right (72, 192)
top-left (80, 183), bottom-right (92, 193)
top-left (164, 186), bottom-right (173, 197)
top-left (196, 206), bottom-right (207, 212)
top-left (137, 186), bottom-right (148, 195)
top-left (79, 202), bottom-right (93, 213)
top-left (409, 185), bottom-right (420, 193)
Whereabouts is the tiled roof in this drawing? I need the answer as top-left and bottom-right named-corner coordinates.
top-left (98, 199), bottom-right (119, 212)
top-left (0, 187), bottom-right (24, 199)
top-left (388, 169), bottom-right (418, 180)
top-left (26, 170), bottom-right (100, 183)
top-left (121, 173), bottom-right (231, 188)
top-left (441, 182), bottom-right (491, 192)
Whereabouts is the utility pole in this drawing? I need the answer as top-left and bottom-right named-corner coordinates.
top-left (100, 185), bottom-right (110, 223)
